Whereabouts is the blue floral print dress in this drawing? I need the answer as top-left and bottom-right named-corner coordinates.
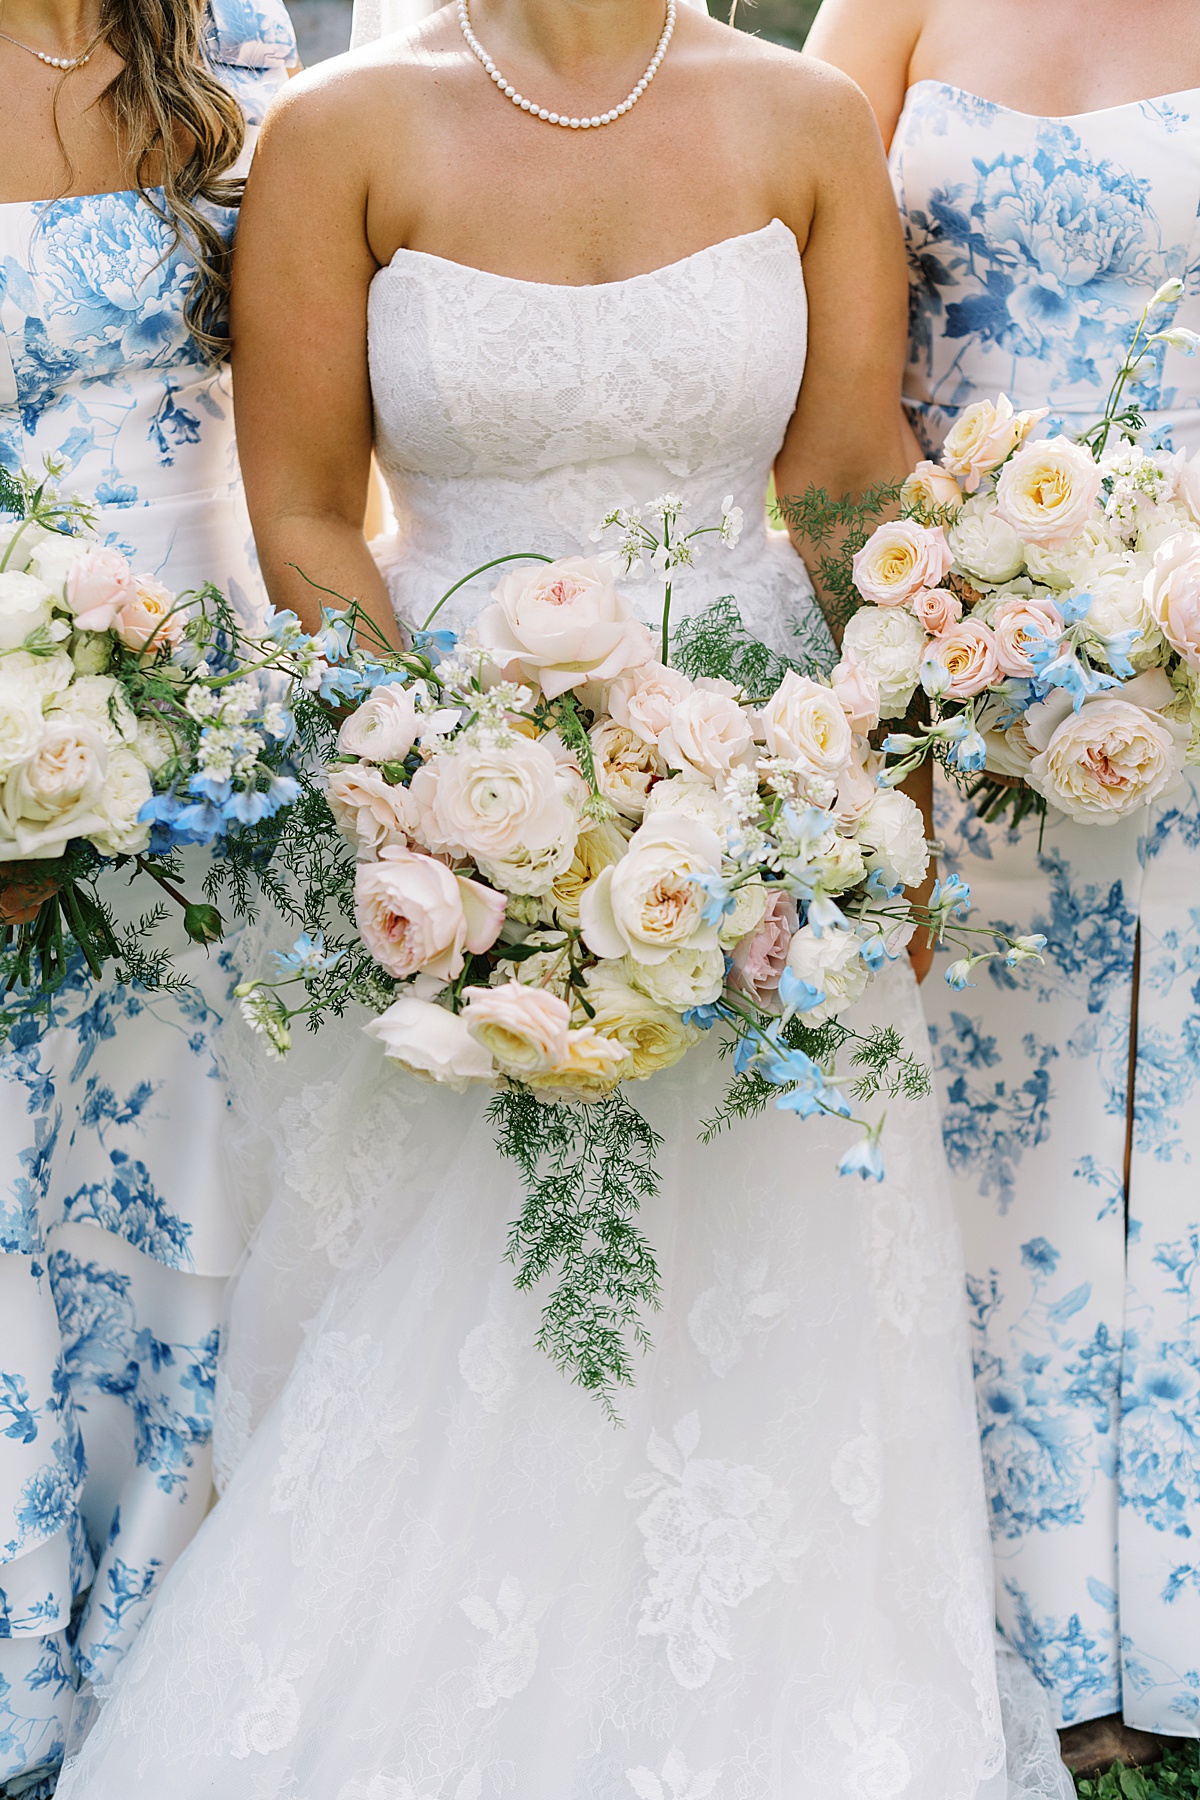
top-left (891, 81), bottom-right (1200, 1737)
top-left (0, 2), bottom-right (293, 1787)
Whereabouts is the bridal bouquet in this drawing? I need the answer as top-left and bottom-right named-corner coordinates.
top-left (831, 282), bottom-right (1200, 831)
top-left (233, 498), bottom-right (1039, 1406)
top-left (0, 465), bottom-right (307, 1000)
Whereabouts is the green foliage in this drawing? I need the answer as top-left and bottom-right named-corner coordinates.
top-left (1075, 1747), bottom-right (1200, 1800)
top-left (699, 1015), bottom-right (930, 1142)
top-left (672, 596), bottom-right (824, 693)
top-left (488, 1085), bottom-right (664, 1418)
top-left (774, 481), bottom-right (903, 641)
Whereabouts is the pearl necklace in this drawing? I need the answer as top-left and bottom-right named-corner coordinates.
top-left (0, 27), bottom-right (93, 70)
top-left (457, 0), bottom-right (676, 129)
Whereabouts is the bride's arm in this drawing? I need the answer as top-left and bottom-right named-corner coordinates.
top-left (230, 70), bottom-right (399, 641)
top-left (771, 63), bottom-right (910, 644)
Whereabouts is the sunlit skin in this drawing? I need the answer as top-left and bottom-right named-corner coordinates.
top-left (0, 0), bottom-right (131, 201)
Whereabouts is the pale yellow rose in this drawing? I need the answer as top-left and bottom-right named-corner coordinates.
top-left (91, 746), bottom-right (153, 856)
top-left (941, 394), bottom-right (1046, 492)
top-left (995, 437), bottom-right (1104, 549)
top-left (1144, 530), bottom-right (1200, 667)
top-left (531, 1025), bottom-right (628, 1103)
top-left (852, 521), bottom-right (953, 608)
top-left (461, 980), bottom-right (572, 1076)
top-left (0, 718), bottom-right (109, 857)
top-left (548, 817), bottom-right (629, 927)
top-left (581, 965), bottom-right (699, 1079)
top-left (589, 717), bottom-right (663, 819)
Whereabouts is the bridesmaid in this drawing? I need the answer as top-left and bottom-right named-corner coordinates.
top-left (808, 0), bottom-right (1200, 1759)
top-left (0, 0), bottom-right (294, 1785)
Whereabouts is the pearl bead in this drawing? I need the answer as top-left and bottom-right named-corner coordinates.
top-left (548, 112), bottom-right (558, 123)
top-left (569, 117), bottom-right (580, 128)
top-left (538, 108), bottom-right (549, 120)
top-left (458, 0), bottom-right (673, 131)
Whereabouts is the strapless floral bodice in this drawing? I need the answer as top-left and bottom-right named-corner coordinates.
top-left (368, 218), bottom-right (834, 668)
top-left (890, 81), bottom-right (1200, 451)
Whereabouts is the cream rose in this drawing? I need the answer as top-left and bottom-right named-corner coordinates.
top-left (947, 502), bottom-right (1026, 585)
top-left (658, 681), bottom-right (755, 787)
top-left (337, 683), bottom-right (420, 764)
top-left (0, 680), bottom-right (47, 776)
top-left (841, 606), bottom-right (927, 720)
top-left (91, 746), bottom-right (153, 856)
top-left (0, 572), bottom-right (53, 652)
top-left (640, 775), bottom-right (728, 832)
top-left (364, 996), bottom-right (495, 1090)
top-left (923, 618), bottom-right (1000, 700)
top-left (461, 981), bottom-right (572, 1076)
top-left (783, 925), bottom-right (869, 1024)
top-left (1028, 690), bottom-right (1186, 822)
top-left (64, 547), bottom-right (137, 633)
top-left (1, 719), bottom-right (108, 856)
top-left (852, 521), bottom-right (953, 608)
top-left (50, 674), bottom-right (138, 749)
top-left (829, 652), bottom-right (881, 736)
top-left (0, 648), bottom-right (73, 699)
top-left (116, 577), bottom-right (184, 653)
top-left (354, 844), bottom-right (506, 981)
top-left (607, 660), bottom-right (693, 747)
top-left (630, 941), bottom-right (726, 1011)
top-left (991, 595), bottom-right (1063, 677)
top-left (327, 763), bottom-right (421, 856)
top-left (856, 789), bottom-right (929, 890)
top-left (983, 721), bottom-right (1036, 780)
top-left (589, 718), bottom-right (663, 819)
top-left (1144, 531), bottom-right (1200, 667)
top-left (475, 556), bottom-right (653, 700)
top-left (901, 460), bottom-right (964, 518)
top-left (580, 812), bottom-right (721, 965)
top-left (531, 1025), bottom-right (629, 1103)
top-left (909, 588), bottom-right (960, 636)
top-left (580, 964), bottom-right (698, 1079)
top-left (995, 436), bottom-right (1104, 549)
top-left (548, 817), bottom-right (629, 927)
top-left (758, 670), bottom-right (854, 779)
top-left (941, 394), bottom-right (1045, 491)
top-left (410, 735), bottom-right (578, 891)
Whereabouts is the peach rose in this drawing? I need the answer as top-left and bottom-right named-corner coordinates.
top-left (729, 887), bottom-right (797, 1006)
top-left (364, 995), bottom-right (494, 1090)
top-left (354, 844), bottom-right (505, 981)
top-left (461, 981), bottom-right (572, 1076)
top-left (923, 619), bottom-right (1000, 700)
top-left (758, 669), bottom-right (854, 777)
top-left (64, 547), bottom-right (138, 633)
top-left (1144, 531), bottom-right (1200, 668)
top-left (116, 577), bottom-right (184, 652)
top-left (337, 683), bottom-right (420, 763)
top-left (475, 556), bottom-right (654, 700)
top-left (911, 587), bottom-right (963, 635)
top-left (607, 660), bottom-right (693, 746)
top-left (995, 436), bottom-right (1104, 549)
top-left (900, 460), bottom-right (964, 518)
top-left (940, 394), bottom-right (1047, 492)
top-left (991, 595), bottom-right (1063, 678)
top-left (852, 521), bottom-right (953, 608)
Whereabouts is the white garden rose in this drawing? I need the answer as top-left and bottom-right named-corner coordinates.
top-left (364, 995), bottom-right (495, 1090)
top-left (337, 683), bottom-right (420, 764)
top-left (580, 964), bottom-right (698, 1079)
top-left (940, 394), bottom-right (1045, 491)
top-left (409, 734), bottom-right (578, 891)
top-left (461, 981), bottom-right (571, 1076)
top-left (0, 518), bottom-right (51, 573)
top-left (50, 674), bottom-right (138, 749)
top-left (841, 605), bottom-right (927, 720)
top-left (783, 925), bottom-right (870, 1023)
top-left (26, 531), bottom-right (96, 603)
top-left (1027, 689), bottom-right (1186, 822)
top-left (947, 500), bottom-right (1026, 585)
top-left (1024, 518), bottom-right (1125, 590)
top-left (856, 789), bottom-right (930, 890)
top-left (629, 941), bottom-right (726, 1011)
top-left (1, 718), bottom-right (108, 856)
top-left (91, 746), bottom-right (153, 856)
top-left (0, 648), bottom-right (74, 699)
top-left (327, 763), bottom-right (422, 856)
top-left (580, 812), bottom-right (721, 965)
top-left (0, 680), bottom-right (47, 777)
top-left (1079, 558), bottom-right (1162, 667)
top-left (0, 572), bottom-right (53, 651)
top-left (658, 681), bottom-right (755, 786)
top-left (70, 631), bottom-right (112, 675)
top-left (475, 556), bottom-right (654, 700)
top-left (995, 436), bottom-right (1104, 549)
top-left (757, 670), bottom-right (853, 780)
top-left (717, 876), bottom-right (769, 948)
top-left (640, 774), bottom-right (728, 832)
top-left (1143, 531), bottom-right (1200, 668)
top-left (589, 717), bottom-right (663, 819)
top-left (607, 660), bottom-right (693, 747)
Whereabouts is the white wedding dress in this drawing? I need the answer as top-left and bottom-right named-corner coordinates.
top-left (58, 222), bottom-right (1071, 1799)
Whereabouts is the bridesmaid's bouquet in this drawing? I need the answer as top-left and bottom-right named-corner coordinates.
top-left (829, 281), bottom-right (1200, 833)
top-left (233, 497), bottom-right (1038, 1406)
top-left (0, 465), bottom-right (310, 999)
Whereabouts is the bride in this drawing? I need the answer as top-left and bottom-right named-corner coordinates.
top-left (59, 2), bottom-right (1072, 1794)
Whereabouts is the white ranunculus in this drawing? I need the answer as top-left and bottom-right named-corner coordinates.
top-left (0, 679), bottom-right (47, 777)
top-left (841, 606), bottom-right (927, 720)
top-left (783, 925), bottom-right (870, 1023)
top-left (658, 681), bottom-right (755, 787)
top-left (580, 812), bottom-right (721, 965)
top-left (1028, 688), bottom-right (1186, 822)
top-left (409, 734), bottom-right (578, 888)
top-left (50, 674), bottom-right (138, 749)
top-left (856, 789), bottom-right (930, 890)
top-left (947, 500), bottom-right (1026, 585)
top-left (0, 572), bottom-right (53, 652)
top-left (327, 764), bottom-right (421, 857)
top-left (91, 746), bottom-right (153, 856)
top-left (337, 684), bottom-right (420, 764)
top-left (629, 941), bottom-right (726, 1011)
top-left (995, 436), bottom-right (1104, 549)
top-left (1, 718), bottom-right (109, 856)
top-left (589, 717), bottom-right (663, 819)
top-left (581, 964), bottom-right (699, 1078)
top-left (475, 556), bottom-right (654, 700)
top-left (364, 996), bottom-right (495, 1090)
top-left (757, 669), bottom-right (854, 779)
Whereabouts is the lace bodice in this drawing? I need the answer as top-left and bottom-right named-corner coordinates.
top-left (368, 218), bottom-right (834, 666)
top-left (890, 81), bottom-right (1200, 452)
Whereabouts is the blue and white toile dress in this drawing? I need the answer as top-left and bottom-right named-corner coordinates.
top-left (891, 81), bottom-right (1200, 1737)
top-left (0, 1), bottom-right (293, 1787)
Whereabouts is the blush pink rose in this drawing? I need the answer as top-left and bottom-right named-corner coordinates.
top-left (911, 587), bottom-right (963, 635)
top-left (852, 521), bottom-right (953, 608)
top-left (475, 556), bottom-right (654, 700)
top-left (991, 595), bottom-right (1063, 677)
top-left (830, 652), bottom-right (881, 736)
top-left (607, 660), bottom-right (693, 746)
top-left (923, 619), bottom-right (1000, 700)
top-left (116, 577), bottom-right (185, 652)
top-left (65, 548), bottom-right (137, 634)
top-left (354, 844), bottom-right (505, 982)
top-left (729, 888), bottom-right (797, 1005)
top-left (1144, 531), bottom-right (1200, 667)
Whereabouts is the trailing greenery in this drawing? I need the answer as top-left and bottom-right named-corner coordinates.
top-left (489, 1085), bottom-right (663, 1417)
top-left (773, 481), bottom-right (903, 642)
top-left (673, 594), bottom-right (818, 691)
